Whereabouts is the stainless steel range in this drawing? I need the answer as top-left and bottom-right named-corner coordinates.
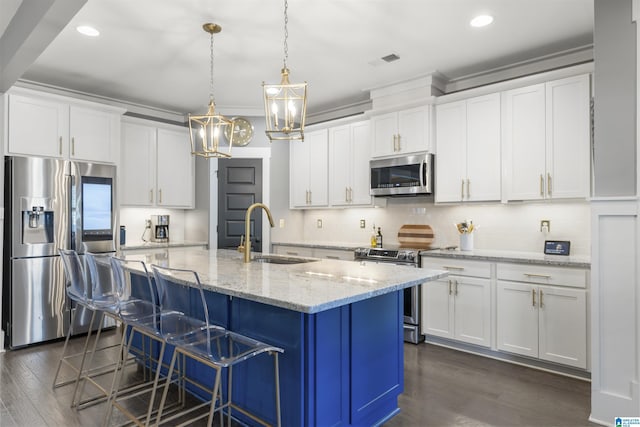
top-left (354, 247), bottom-right (423, 344)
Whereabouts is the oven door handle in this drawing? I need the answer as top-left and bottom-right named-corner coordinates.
top-left (419, 159), bottom-right (426, 188)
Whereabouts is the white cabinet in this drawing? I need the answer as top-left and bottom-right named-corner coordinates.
top-left (435, 93), bottom-right (501, 202)
top-left (371, 105), bottom-right (431, 157)
top-left (421, 259), bottom-right (491, 347)
top-left (290, 129), bottom-right (328, 208)
top-left (496, 263), bottom-right (588, 369)
top-left (121, 119), bottom-right (194, 208)
top-left (329, 121), bottom-right (372, 206)
top-left (7, 88), bottom-right (123, 162)
top-left (503, 74), bottom-right (590, 200)
top-left (271, 244), bottom-right (353, 260)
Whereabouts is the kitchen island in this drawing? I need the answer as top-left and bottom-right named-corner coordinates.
top-left (123, 248), bottom-right (448, 426)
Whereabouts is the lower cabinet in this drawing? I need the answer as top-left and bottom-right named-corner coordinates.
top-left (496, 263), bottom-right (588, 369)
top-left (272, 244), bottom-right (354, 261)
top-left (421, 259), bottom-right (491, 348)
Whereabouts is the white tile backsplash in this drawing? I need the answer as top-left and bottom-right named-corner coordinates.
top-left (288, 199), bottom-right (591, 256)
top-left (119, 207), bottom-right (186, 245)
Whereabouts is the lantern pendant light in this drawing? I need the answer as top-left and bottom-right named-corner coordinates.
top-left (188, 23), bottom-right (234, 158)
top-left (263, 0), bottom-right (308, 142)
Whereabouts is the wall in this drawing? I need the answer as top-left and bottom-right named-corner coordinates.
top-left (593, 0), bottom-right (637, 196)
top-left (277, 199), bottom-right (590, 256)
top-left (119, 207), bottom-right (192, 246)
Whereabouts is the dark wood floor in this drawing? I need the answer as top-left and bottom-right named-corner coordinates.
top-left (0, 330), bottom-right (596, 426)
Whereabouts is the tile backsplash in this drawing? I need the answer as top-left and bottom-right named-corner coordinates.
top-left (285, 199), bottom-right (590, 256)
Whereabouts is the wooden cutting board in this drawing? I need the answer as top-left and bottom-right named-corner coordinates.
top-left (398, 224), bottom-right (434, 249)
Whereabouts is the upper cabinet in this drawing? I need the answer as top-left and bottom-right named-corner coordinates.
top-left (6, 88), bottom-right (124, 163)
top-left (290, 129), bottom-right (329, 208)
top-left (435, 93), bottom-right (501, 203)
top-left (371, 105), bottom-right (431, 157)
top-left (503, 74), bottom-right (591, 201)
top-left (329, 121), bottom-right (372, 206)
top-left (121, 119), bottom-right (194, 208)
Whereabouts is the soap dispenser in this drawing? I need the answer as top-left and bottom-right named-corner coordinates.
top-left (370, 225), bottom-right (377, 248)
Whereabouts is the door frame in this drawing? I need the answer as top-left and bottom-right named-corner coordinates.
top-left (209, 147), bottom-right (271, 252)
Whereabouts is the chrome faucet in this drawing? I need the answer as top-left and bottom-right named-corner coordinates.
top-left (239, 203), bottom-right (275, 263)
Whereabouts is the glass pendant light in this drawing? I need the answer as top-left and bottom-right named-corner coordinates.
top-left (263, 0), bottom-right (308, 142)
top-left (188, 23), bottom-right (234, 158)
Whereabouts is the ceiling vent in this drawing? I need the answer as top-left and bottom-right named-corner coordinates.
top-left (381, 53), bottom-right (400, 63)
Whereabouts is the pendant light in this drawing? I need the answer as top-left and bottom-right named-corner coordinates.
top-left (188, 23), bottom-right (234, 158)
top-left (263, 0), bottom-right (308, 142)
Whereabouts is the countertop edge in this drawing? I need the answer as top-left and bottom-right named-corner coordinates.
top-left (420, 250), bottom-right (591, 269)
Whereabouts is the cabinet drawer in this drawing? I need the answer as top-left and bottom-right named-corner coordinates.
top-left (422, 258), bottom-right (490, 278)
top-left (313, 248), bottom-right (354, 261)
top-left (497, 263), bottom-right (587, 288)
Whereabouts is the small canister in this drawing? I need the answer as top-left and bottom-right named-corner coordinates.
top-left (120, 225), bottom-right (126, 246)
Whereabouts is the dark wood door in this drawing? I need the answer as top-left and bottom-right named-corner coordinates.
top-left (217, 159), bottom-right (263, 251)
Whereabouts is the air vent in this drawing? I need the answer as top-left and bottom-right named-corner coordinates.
top-left (381, 53), bottom-right (400, 63)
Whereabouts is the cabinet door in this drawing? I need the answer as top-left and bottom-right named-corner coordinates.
top-left (371, 112), bottom-right (398, 157)
top-left (538, 286), bottom-right (587, 369)
top-left (545, 74), bottom-right (590, 199)
top-left (349, 121), bottom-right (373, 205)
top-left (307, 129), bottom-right (329, 207)
top-left (466, 93), bottom-right (501, 201)
top-left (290, 139), bottom-right (310, 207)
top-left (453, 277), bottom-right (491, 347)
top-left (435, 100), bottom-right (466, 202)
top-left (69, 105), bottom-right (118, 163)
top-left (397, 106), bottom-right (429, 154)
top-left (120, 122), bottom-right (156, 206)
top-left (496, 281), bottom-right (538, 358)
top-left (328, 125), bottom-right (352, 206)
top-left (503, 84), bottom-right (546, 201)
top-left (156, 127), bottom-right (194, 208)
top-left (422, 278), bottom-right (454, 339)
top-left (8, 93), bottom-right (68, 158)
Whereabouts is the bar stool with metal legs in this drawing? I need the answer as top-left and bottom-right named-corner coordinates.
top-left (152, 265), bottom-right (284, 427)
top-left (102, 256), bottom-right (173, 427)
top-left (54, 249), bottom-right (120, 408)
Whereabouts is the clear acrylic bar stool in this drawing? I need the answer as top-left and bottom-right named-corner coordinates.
top-left (152, 265), bottom-right (283, 427)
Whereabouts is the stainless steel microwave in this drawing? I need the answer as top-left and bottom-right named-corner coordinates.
top-left (370, 153), bottom-right (434, 196)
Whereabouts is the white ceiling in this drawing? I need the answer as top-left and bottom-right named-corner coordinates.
top-left (5, 0), bottom-right (594, 118)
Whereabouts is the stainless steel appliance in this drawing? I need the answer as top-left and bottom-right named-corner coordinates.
top-left (2, 156), bottom-right (117, 349)
top-left (150, 214), bottom-right (169, 243)
top-left (354, 247), bottom-right (423, 343)
top-left (370, 153), bottom-right (434, 197)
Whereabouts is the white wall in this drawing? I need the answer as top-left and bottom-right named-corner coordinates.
top-left (119, 207), bottom-right (195, 245)
top-left (275, 199), bottom-right (591, 256)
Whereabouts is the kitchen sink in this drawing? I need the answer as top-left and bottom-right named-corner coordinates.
top-left (252, 255), bottom-right (319, 265)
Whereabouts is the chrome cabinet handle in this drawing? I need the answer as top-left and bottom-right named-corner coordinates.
top-left (454, 279), bottom-right (458, 296)
top-left (547, 173), bottom-right (552, 196)
top-left (308, 190), bottom-right (312, 204)
top-left (448, 280), bottom-right (452, 295)
top-left (393, 135), bottom-right (398, 151)
top-left (159, 189), bottom-right (162, 204)
top-left (397, 134), bottom-right (401, 151)
top-left (524, 273), bottom-right (551, 279)
top-left (71, 137), bottom-right (75, 156)
top-left (443, 265), bottom-right (465, 271)
top-left (540, 174), bottom-right (544, 196)
top-left (466, 179), bottom-right (470, 199)
top-left (150, 189), bottom-right (153, 203)
top-left (461, 179), bottom-right (465, 200)
top-left (349, 187), bottom-right (353, 202)
top-left (539, 289), bottom-right (544, 308)
top-left (326, 255), bottom-right (340, 260)
top-left (286, 251), bottom-right (298, 256)
top-left (532, 288), bottom-right (536, 307)
top-left (59, 137), bottom-right (63, 155)
top-left (346, 187), bottom-right (349, 202)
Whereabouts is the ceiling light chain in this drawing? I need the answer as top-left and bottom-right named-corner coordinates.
top-left (283, 0), bottom-right (289, 69)
top-left (209, 29), bottom-right (215, 105)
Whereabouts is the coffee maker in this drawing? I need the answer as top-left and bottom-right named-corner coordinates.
top-left (150, 215), bottom-right (169, 243)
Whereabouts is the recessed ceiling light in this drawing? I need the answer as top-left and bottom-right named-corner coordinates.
top-left (76, 25), bottom-right (100, 37)
top-left (470, 15), bottom-right (494, 28)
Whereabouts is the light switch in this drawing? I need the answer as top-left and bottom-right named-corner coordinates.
top-left (317, 219), bottom-right (323, 228)
top-left (360, 219), bottom-right (366, 229)
top-left (279, 219), bottom-right (285, 228)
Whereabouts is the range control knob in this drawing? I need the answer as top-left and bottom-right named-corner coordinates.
top-left (407, 252), bottom-right (416, 261)
top-left (397, 252), bottom-right (407, 260)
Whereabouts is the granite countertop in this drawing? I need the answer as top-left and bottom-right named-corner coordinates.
top-left (123, 248), bottom-right (448, 314)
top-left (271, 241), bottom-right (359, 251)
top-left (421, 248), bottom-right (590, 269)
top-left (120, 240), bottom-right (208, 251)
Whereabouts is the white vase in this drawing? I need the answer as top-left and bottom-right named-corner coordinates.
top-left (460, 233), bottom-right (474, 251)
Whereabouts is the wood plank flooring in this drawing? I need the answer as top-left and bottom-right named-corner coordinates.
top-left (0, 330), bottom-right (596, 426)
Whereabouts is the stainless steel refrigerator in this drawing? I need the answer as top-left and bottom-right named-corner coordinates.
top-left (2, 156), bottom-right (117, 349)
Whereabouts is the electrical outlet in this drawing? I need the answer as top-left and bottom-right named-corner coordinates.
top-left (317, 219), bottom-right (323, 228)
top-left (360, 219), bottom-right (366, 229)
top-left (279, 219), bottom-right (285, 228)
top-left (540, 219), bottom-right (551, 233)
